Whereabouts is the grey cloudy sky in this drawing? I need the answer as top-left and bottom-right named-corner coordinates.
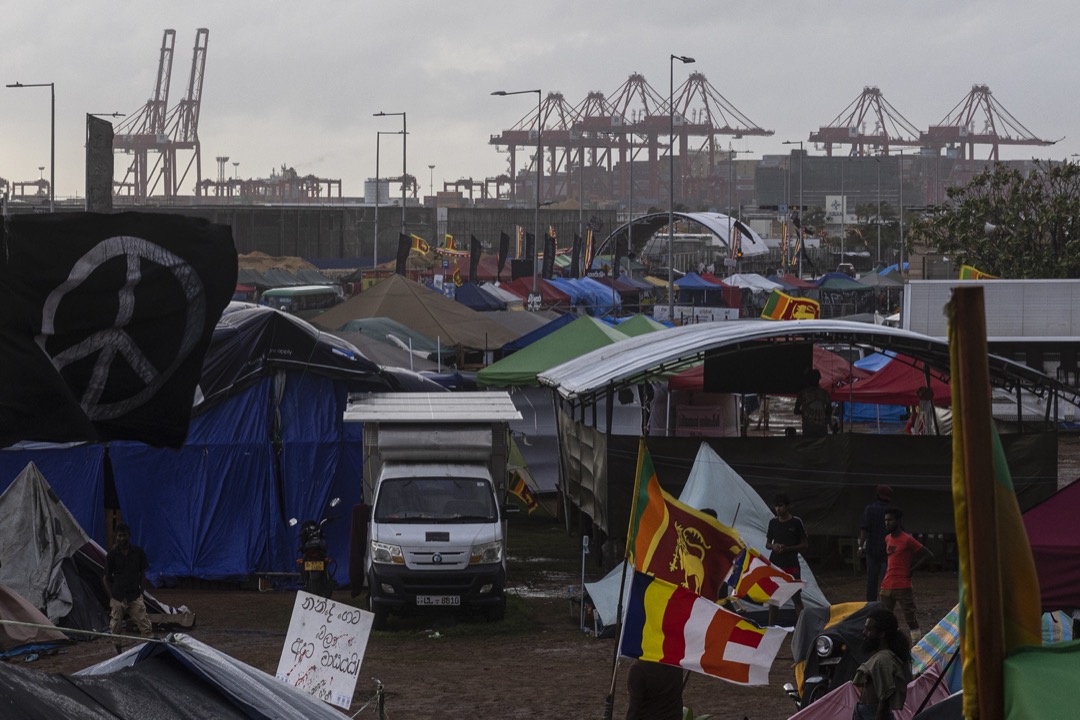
top-left (2, 1), bottom-right (1078, 200)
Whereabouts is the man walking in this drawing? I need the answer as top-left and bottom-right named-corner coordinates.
top-left (858, 485), bottom-right (893, 601)
top-left (103, 523), bottom-right (154, 654)
top-left (879, 507), bottom-right (933, 643)
top-left (766, 493), bottom-right (808, 626)
top-left (853, 607), bottom-right (912, 719)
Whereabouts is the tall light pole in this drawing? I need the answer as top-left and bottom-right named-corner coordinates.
top-left (374, 111), bottom-right (407, 234)
top-left (492, 89), bottom-right (542, 294)
top-left (374, 130), bottom-right (403, 269)
top-left (876, 156), bottom-right (882, 268)
top-left (840, 157), bottom-right (847, 266)
top-left (7, 82), bottom-right (54, 212)
top-left (898, 149), bottom-right (905, 275)
top-left (668, 54), bottom-right (695, 322)
top-left (428, 164), bottom-right (435, 197)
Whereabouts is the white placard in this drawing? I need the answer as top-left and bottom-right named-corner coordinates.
top-left (275, 591), bottom-right (373, 709)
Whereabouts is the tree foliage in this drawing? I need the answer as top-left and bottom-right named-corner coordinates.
top-left (908, 160), bottom-right (1080, 278)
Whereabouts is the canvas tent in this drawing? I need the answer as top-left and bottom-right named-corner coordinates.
top-left (311, 274), bottom-right (517, 351)
top-left (1023, 479), bottom-right (1080, 612)
top-left (0, 633), bottom-right (347, 719)
top-left (585, 444), bottom-right (828, 637)
top-left (0, 583), bottom-right (70, 656)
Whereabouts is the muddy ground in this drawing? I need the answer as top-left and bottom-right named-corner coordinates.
top-left (21, 518), bottom-right (963, 720)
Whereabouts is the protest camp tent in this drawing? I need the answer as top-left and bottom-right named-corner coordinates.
top-left (613, 314), bottom-right (667, 337)
top-left (310, 274), bottom-right (518, 352)
top-left (498, 313), bottom-right (577, 356)
top-left (477, 316), bottom-right (629, 388)
top-left (1023, 479), bottom-right (1080, 612)
top-left (499, 278), bottom-right (573, 310)
top-left (584, 443), bottom-right (828, 637)
top-left (0, 583), bottom-right (70, 656)
top-left (453, 281), bottom-right (507, 311)
top-left (0, 633), bottom-right (348, 719)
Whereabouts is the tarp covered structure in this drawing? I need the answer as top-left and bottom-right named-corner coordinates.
top-left (311, 274), bottom-right (517, 351)
top-left (0, 633), bottom-right (348, 719)
top-left (453, 282), bottom-right (506, 311)
top-left (1023, 479), bottom-right (1080, 612)
top-left (499, 278), bottom-right (572, 310)
top-left (478, 316), bottom-right (629, 388)
top-left (834, 354), bottom-right (952, 406)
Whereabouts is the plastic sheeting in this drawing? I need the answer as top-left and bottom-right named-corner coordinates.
top-left (0, 444), bottom-right (105, 544)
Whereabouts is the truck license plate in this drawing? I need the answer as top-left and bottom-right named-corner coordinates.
top-left (303, 561), bottom-right (324, 571)
top-left (416, 595), bottom-right (460, 606)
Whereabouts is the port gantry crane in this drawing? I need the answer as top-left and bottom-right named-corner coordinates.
top-left (113, 28), bottom-right (208, 200)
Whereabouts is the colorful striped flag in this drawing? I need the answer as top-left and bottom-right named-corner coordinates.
top-left (619, 570), bottom-right (789, 685)
top-left (760, 289), bottom-right (820, 320)
top-left (948, 286), bottom-right (1041, 720)
top-left (726, 546), bottom-right (802, 607)
top-left (509, 471), bottom-right (539, 514)
top-left (628, 440), bottom-right (743, 602)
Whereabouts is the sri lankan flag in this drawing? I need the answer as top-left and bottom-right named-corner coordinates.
top-left (760, 289), bottom-right (820, 320)
top-left (410, 234), bottom-right (430, 254)
top-left (725, 546), bottom-right (802, 607)
top-left (510, 471), bottom-right (538, 514)
top-left (959, 264), bottom-right (998, 280)
top-left (444, 233), bottom-right (457, 251)
top-left (619, 570), bottom-right (789, 685)
top-left (627, 440), bottom-right (743, 601)
top-left (948, 286), bottom-right (1041, 719)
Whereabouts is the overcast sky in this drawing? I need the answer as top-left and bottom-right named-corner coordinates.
top-left (2, 1), bottom-right (1078, 201)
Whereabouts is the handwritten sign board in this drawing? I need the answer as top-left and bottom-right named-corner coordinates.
top-left (275, 591), bottom-right (373, 709)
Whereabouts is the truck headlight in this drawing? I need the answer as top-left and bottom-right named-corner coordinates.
top-left (469, 540), bottom-right (503, 565)
top-left (371, 540), bottom-right (404, 564)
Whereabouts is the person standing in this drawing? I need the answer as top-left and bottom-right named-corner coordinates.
top-left (879, 507), bottom-right (933, 643)
top-left (103, 522), bottom-right (154, 654)
top-left (794, 369), bottom-right (832, 437)
top-left (858, 485), bottom-right (893, 601)
top-left (766, 493), bottom-right (808, 625)
top-left (852, 607), bottom-right (912, 719)
top-left (624, 659), bottom-right (684, 720)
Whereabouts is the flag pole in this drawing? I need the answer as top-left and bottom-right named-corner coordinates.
top-left (948, 286), bottom-right (1005, 720)
top-left (603, 437), bottom-right (649, 720)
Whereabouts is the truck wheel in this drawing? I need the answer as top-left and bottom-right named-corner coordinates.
top-left (484, 596), bottom-right (506, 622)
top-left (369, 596), bottom-right (389, 631)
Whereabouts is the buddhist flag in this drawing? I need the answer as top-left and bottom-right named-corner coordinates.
top-left (510, 471), bottom-right (538, 514)
top-left (409, 234), bottom-right (430, 255)
top-left (948, 286), bottom-right (1042, 720)
top-left (627, 440), bottom-right (743, 601)
top-left (726, 546), bottom-right (802, 607)
top-left (760, 289), bottom-right (820, 320)
top-left (959, 264), bottom-right (998, 280)
top-left (619, 570), bottom-right (789, 685)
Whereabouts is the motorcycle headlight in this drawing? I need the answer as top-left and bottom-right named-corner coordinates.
top-left (371, 540), bottom-right (404, 565)
top-left (814, 635), bottom-right (835, 657)
top-left (469, 540), bottom-right (503, 565)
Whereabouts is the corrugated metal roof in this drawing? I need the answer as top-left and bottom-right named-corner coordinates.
top-left (344, 392), bottom-right (522, 423)
top-left (536, 319), bottom-right (1072, 403)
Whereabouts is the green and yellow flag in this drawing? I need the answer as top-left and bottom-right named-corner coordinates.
top-left (959, 264), bottom-right (998, 280)
top-left (948, 287), bottom-right (1041, 720)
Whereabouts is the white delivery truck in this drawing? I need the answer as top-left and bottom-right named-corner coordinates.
top-left (344, 392), bottom-right (522, 629)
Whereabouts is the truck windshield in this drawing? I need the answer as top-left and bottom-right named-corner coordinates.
top-left (374, 478), bottom-right (497, 523)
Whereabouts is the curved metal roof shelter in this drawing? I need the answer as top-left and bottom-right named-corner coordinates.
top-left (537, 319), bottom-right (1077, 408)
top-left (595, 211), bottom-right (770, 260)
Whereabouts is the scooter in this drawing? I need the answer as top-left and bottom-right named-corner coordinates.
top-left (783, 602), bottom-right (880, 709)
top-left (289, 497), bottom-right (341, 598)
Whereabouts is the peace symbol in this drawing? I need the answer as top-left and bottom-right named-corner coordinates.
top-left (36, 235), bottom-right (206, 421)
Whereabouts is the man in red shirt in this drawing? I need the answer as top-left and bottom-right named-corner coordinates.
top-left (879, 507), bottom-right (933, 643)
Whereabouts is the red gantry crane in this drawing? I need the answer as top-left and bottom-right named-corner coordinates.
top-left (921, 84), bottom-right (1057, 161)
top-left (809, 86), bottom-right (922, 156)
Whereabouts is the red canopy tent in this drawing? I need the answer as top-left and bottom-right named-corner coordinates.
top-left (668, 346), bottom-right (867, 391)
top-left (698, 273), bottom-right (742, 308)
top-left (1022, 479), bottom-right (1080, 612)
top-left (500, 277), bottom-right (573, 310)
top-left (775, 273), bottom-right (818, 290)
top-left (455, 254), bottom-right (506, 283)
top-left (833, 356), bottom-right (951, 406)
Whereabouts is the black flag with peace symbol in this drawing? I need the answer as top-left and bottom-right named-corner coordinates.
top-left (0, 212), bottom-right (237, 448)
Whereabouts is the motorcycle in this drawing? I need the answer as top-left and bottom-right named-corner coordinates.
top-left (783, 602), bottom-right (880, 709)
top-left (289, 497), bottom-right (341, 598)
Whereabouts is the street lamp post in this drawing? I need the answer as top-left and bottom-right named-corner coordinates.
top-left (374, 130), bottom-right (403, 270)
top-left (7, 82), bottom-right (55, 212)
top-left (428, 164), bottom-right (435, 198)
top-left (840, 158), bottom-right (847, 266)
top-left (782, 140), bottom-right (805, 277)
top-left (876, 156), bottom-right (882, 268)
top-left (374, 111), bottom-right (407, 235)
top-left (492, 89), bottom-right (542, 295)
top-left (898, 149), bottom-right (905, 275)
top-left (668, 54), bottom-right (695, 322)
